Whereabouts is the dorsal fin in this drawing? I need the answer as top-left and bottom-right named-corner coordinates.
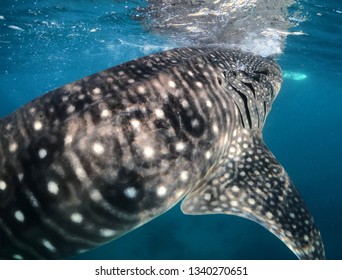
top-left (181, 129), bottom-right (325, 259)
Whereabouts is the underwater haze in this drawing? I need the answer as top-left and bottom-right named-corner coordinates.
top-left (0, 0), bottom-right (341, 260)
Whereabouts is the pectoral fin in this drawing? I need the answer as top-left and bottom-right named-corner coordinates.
top-left (181, 130), bottom-right (325, 259)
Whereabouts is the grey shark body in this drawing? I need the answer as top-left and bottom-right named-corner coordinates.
top-left (0, 47), bottom-right (324, 259)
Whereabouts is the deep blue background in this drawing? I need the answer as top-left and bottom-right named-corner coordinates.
top-left (0, 0), bottom-right (341, 259)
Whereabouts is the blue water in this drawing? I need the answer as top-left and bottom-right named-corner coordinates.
top-left (0, 0), bottom-right (341, 260)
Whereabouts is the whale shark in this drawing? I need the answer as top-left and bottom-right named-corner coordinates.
top-left (0, 47), bottom-right (325, 259)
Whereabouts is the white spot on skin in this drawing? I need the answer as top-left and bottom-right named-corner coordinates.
top-left (14, 210), bottom-right (25, 222)
top-left (181, 99), bottom-right (189, 108)
top-left (219, 195), bottom-right (227, 202)
top-left (90, 189), bottom-right (102, 201)
top-left (156, 186), bottom-right (167, 197)
top-left (143, 147), bottom-right (154, 158)
top-left (9, 142), bottom-right (18, 152)
top-left (71, 213), bottom-right (83, 223)
top-left (205, 151), bottom-right (212, 159)
top-left (29, 107), bottom-right (36, 114)
top-left (175, 142), bottom-right (185, 152)
top-left (124, 186), bottom-right (137, 198)
top-left (289, 213), bottom-right (296, 219)
top-left (18, 174), bottom-right (23, 181)
top-left (130, 119), bottom-right (140, 129)
top-left (47, 181), bottom-right (59, 195)
top-left (266, 211), bottom-right (273, 219)
top-left (100, 229), bottom-right (116, 237)
top-left (33, 121), bottom-right (43, 131)
top-left (224, 173), bottom-right (230, 179)
top-left (248, 198), bottom-right (256, 205)
top-left (64, 135), bottom-right (73, 145)
top-left (212, 124), bottom-right (219, 134)
top-left (204, 193), bottom-right (211, 201)
top-left (42, 239), bottom-right (56, 252)
top-left (75, 167), bottom-right (87, 181)
top-left (206, 100), bottom-right (212, 108)
top-left (128, 78), bottom-right (135, 84)
top-left (155, 109), bottom-right (165, 118)
top-left (212, 179), bottom-right (219, 185)
top-left (137, 86), bottom-right (146, 94)
top-left (195, 81), bottom-right (203, 88)
top-left (67, 105), bottom-right (75, 114)
top-left (92, 88), bottom-right (101, 94)
top-left (230, 200), bottom-right (239, 207)
top-left (303, 235), bottom-right (309, 241)
top-left (229, 147), bottom-right (236, 154)
top-left (0, 180), bottom-right (7, 191)
top-left (168, 80), bottom-right (176, 88)
top-left (191, 119), bottom-right (200, 128)
top-left (101, 109), bottom-right (111, 118)
top-left (180, 171), bottom-right (189, 182)
top-left (231, 185), bottom-right (240, 193)
top-left (285, 230), bottom-right (293, 237)
top-left (93, 142), bottom-right (105, 155)
top-left (247, 181), bottom-right (254, 186)
top-left (38, 149), bottom-right (47, 159)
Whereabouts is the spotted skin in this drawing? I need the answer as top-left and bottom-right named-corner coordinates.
top-left (0, 47), bottom-right (324, 259)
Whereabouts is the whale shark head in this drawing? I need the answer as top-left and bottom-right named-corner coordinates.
top-left (218, 51), bottom-right (282, 130)
top-left (0, 47), bottom-right (324, 260)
